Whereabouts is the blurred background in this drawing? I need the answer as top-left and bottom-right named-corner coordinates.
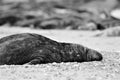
top-left (0, 0), bottom-right (120, 51)
top-left (0, 0), bottom-right (120, 30)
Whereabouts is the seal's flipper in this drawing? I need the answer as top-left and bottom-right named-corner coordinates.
top-left (24, 57), bottom-right (44, 65)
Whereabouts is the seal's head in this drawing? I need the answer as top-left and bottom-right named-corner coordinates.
top-left (85, 49), bottom-right (103, 61)
top-left (71, 44), bottom-right (103, 62)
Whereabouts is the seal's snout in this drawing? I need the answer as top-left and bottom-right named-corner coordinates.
top-left (86, 49), bottom-right (103, 61)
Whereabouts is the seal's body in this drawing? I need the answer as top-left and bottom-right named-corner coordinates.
top-left (0, 33), bottom-right (102, 65)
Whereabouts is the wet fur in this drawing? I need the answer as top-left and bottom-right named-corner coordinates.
top-left (0, 33), bottom-right (103, 65)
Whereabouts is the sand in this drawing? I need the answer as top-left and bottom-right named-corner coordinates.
top-left (0, 26), bottom-right (120, 80)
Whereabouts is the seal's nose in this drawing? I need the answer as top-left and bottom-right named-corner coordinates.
top-left (87, 50), bottom-right (103, 61)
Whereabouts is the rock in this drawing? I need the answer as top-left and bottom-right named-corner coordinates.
top-left (111, 9), bottom-right (120, 19)
top-left (96, 18), bottom-right (120, 30)
top-left (78, 22), bottom-right (97, 30)
top-left (95, 26), bottom-right (120, 37)
top-left (0, 15), bottom-right (22, 26)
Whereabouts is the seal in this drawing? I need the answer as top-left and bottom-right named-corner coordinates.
top-left (0, 33), bottom-right (103, 65)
